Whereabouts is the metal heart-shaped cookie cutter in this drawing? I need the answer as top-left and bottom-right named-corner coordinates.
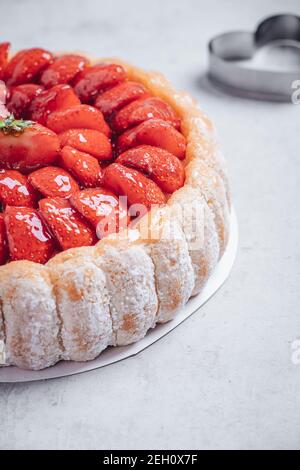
top-left (208, 14), bottom-right (300, 101)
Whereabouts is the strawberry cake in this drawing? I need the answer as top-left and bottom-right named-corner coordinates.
top-left (0, 44), bottom-right (231, 370)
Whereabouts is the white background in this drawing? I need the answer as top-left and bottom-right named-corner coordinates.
top-left (0, 0), bottom-right (299, 450)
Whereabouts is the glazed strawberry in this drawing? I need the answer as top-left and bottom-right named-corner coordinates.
top-left (113, 96), bottom-right (181, 132)
top-left (5, 48), bottom-right (54, 86)
top-left (0, 214), bottom-right (8, 265)
top-left (0, 45), bottom-right (191, 265)
top-left (103, 163), bottom-right (166, 210)
top-left (94, 81), bottom-right (150, 118)
top-left (60, 146), bottom-right (103, 188)
top-left (4, 206), bottom-right (55, 263)
top-left (0, 120), bottom-right (59, 172)
top-left (59, 129), bottom-right (112, 160)
top-left (39, 197), bottom-right (97, 250)
top-left (117, 119), bottom-right (186, 159)
top-left (29, 84), bottom-right (80, 125)
top-left (73, 63), bottom-right (126, 103)
top-left (70, 188), bottom-right (129, 238)
top-left (7, 84), bottom-right (44, 119)
top-left (40, 54), bottom-right (90, 88)
top-left (29, 166), bottom-right (79, 198)
top-left (0, 42), bottom-right (10, 80)
top-left (47, 104), bottom-right (110, 136)
top-left (0, 170), bottom-right (38, 207)
top-left (117, 145), bottom-right (185, 193)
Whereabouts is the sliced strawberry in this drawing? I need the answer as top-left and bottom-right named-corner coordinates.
top-left (0, 214), bottom-right (8, 265)
top-left (0, 123), bottom-right (59, 172)
top-left (70, 188), bottom-right (129, 238)
top-left (5, 48), bottom-right (54, 86)
top-left (40, 54), bottom-right (90, 88)
top-left (4, 206), bottom-right (55, 263)
top-left (47, 104), bottom-right (110, 136)
top-left (7, 84), bottom-right (44, 119)
top-left (94, 81), bottom-right (150, 118)
top-left (0, 42), bottom-right (10, 80)
top-left (59, 129), bottom-right (112, 160)
top-left (29, 84), bottom-right (80, 125)
top-left (117, 119), bottom-right (186, 159)
top-left (73, 63), bottom-right (126, 103)
top-left (117, 145), bottom-right (185, 193)
top-left (59, 146), bottom-right (103, 188)
top-left (103, 163), bottom-right (166, 210)
top-left (0, 170), bottom-right (38, 207)
top-left (29, 166), bottom-right (79, 198)
top-left (39, 197), bottom-right (97, 250)
top-left (113, 96), bottom-right (181, 132)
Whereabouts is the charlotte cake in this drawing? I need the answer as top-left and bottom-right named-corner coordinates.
top-left (0, 44), bottom-right (230, 370)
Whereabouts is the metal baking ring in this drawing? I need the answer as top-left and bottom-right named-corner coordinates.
top-left (208, 14), bottom-right (300, 102)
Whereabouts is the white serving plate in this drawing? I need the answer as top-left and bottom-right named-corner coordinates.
top-left (0, 209), bottom-right (238, 383)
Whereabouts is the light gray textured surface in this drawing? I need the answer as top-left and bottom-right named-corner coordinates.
top-left (0, 0), bottom-right (299, 450)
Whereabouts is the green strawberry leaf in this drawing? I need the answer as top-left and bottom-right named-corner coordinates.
top-left (0, 114), bottom-right (34, 135)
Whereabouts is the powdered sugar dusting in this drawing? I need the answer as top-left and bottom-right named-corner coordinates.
top-left (50, 257), bottom-right (113, 361)
top-left (96, 242), bottom-right (158, 346)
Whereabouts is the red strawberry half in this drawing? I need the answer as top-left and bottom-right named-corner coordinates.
top-left (113, 96), bottom-right (181, 132)
top-left (4, 206), bottom-right (55, 263)
top-left (73, 63), bottom-right (126, 103)
top-left (59, 128), bottom-right (112, 160)
top-left (70, 188), bottom-right (129, 238)
top-left (117, 119), bottom-right (186, 159)
top-left (39, 197), bottom-right (97, 250)
top-left (103, 163), bottom-right (166, 210)
top-left (0, 122), bottom-right (59, 172)
top-left (117, 145), bottom-right (185, 193)
top-left (94, 81), bottom-right (150, 118)
top-left (7, 84), bottom-right (44, 119)
top-left (47, 104), bottom-right (110, 136)
top-left (29, 166), bottom-right (79, 198)
top-left (29, 84), bottom-right (80, 125)
top-left (59, 146), bottom-right (103, 188)
top-left (0, 170), bottom-right (38, 207)
top-left (5, 48), bottom-right (54, 86)
top-left (40, 54), bottom-right (90, 88)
